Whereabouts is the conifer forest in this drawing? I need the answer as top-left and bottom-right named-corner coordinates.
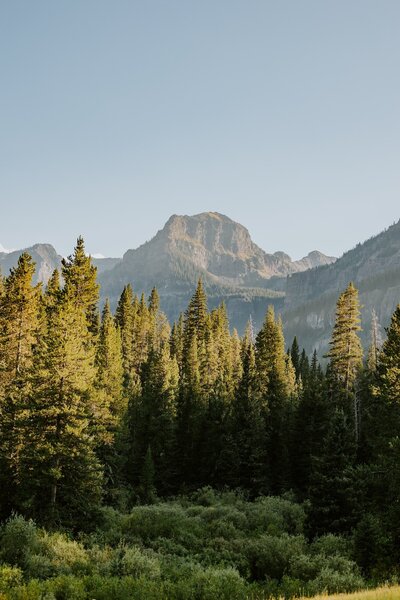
top-left (1, 237), bottom-right (400, 599)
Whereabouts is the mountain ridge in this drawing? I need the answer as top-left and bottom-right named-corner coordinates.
top-left (5, 212), bottom-right (400, 355)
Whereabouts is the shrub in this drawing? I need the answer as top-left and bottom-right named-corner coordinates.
top-left (245, 497), bottom-right (306, 536)
top-left (0, 516), bottom-right (39, 568)
top-left (118, 546), bottom-right (161, 579)
top-left (187, 566), bottom-right (247, 600)
top-left (0, 565), bottom-right (23, 593)
top-left (309, 565), bottom-right (364, 594)
top-left (246, 534), bottom-right (306, 581)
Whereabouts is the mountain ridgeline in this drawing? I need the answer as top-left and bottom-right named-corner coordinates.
top-left (2, 212), bottom-right (400, 354)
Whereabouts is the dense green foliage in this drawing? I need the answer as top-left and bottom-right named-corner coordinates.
top-left (0, 492), bottom-right (365, 599)
top-left (0, 239), bottom-right (399, 598)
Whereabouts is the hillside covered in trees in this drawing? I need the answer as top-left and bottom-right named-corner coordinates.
top-left (0, 237), bottom-right (400, 598)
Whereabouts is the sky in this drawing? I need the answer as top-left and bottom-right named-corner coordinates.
top-left (1, 1), bottom-right (399, 259)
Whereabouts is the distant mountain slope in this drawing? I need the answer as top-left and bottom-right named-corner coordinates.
top-left (282, 220), bottom-right (400, 355)
top-left (98, 212), bottom-right (335, 328)
top-left (0, 244), bottom-right (121, 285)
top-left (0, 244), bottom-right (61, 284)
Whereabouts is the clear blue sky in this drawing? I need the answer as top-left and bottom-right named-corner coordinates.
top-left (1, 1), bottom-right (399, 259)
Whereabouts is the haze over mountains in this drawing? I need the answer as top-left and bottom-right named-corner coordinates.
top-left (1, 211), bottom-right (400, 355)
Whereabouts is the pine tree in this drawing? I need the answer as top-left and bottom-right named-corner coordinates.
top-left (96, 300), bottom-right (125, 423)
top-left (138, 446), bottom-right (156, 504)
top-left (18, 294), bottom-right (102, 525)
top-left (115, 284), bottom-right (136, 391)
top-left (290, 337), bottom-right (301, 380)
top-left (367, 308), bottom-right (382, 373)
top-left (61, 236), bottom-right (100, 337)
top-left (222, 337), bottom-right (267, 493)
top-left (94, 300), bottom-right (125, 492)
top-left (308, 408), bottom-right (357, 536)
top-left (170, 313), bottom-right (184, 376)
top-left (371, 304), bottom-right (400, 452)
top-left (327, 282), bottom-right (363, 393)
top-left (130, 343), bottom-right (179, 495)
top-left (327, 283), bottom-right (363, 440)
top-left (177, 332), bottom-right (203, 487)
top-left (255, 306), bottom-right (293, 493)
top-left (0, 253), bottom-right (42, 517)
top-left (291, 351), bottom-right (330, 498)
top-left (184, 279), bottom-right (208, 350)
top-left (0, 253), bottom-right (41, 392)
top-left (359, 305), bottom-right (400, 567)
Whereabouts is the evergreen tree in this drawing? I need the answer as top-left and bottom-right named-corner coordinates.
top-left (94, 300), bottom-right (125, 492)
top-left (291, 351), bottom-right (329, 498)
top-left (138, 446), bottom-right (156, 504)
top-left (367, 308), bottom-right (382, 373)
top-left (184, 279), bottom-right (208, 350)
top-left (18, 294), bottom-right (102, 525)
top-left (255, 307), bottom-right (294, 493)
top-left (327, 282), bottom-right (363, 392)
top-left (222, 337), bottom-right (267, 493)
top-left (327, 283), bottom-right (363, 439)
top-left (115, 284), bottom-right (137, 391)
top-left (170, 313), bottom-right (184, 376)
top-left (290, 336), bottom-right (301, 379)
top-left (308, 408), bottom-right (357, 536)
top-left (61, 236), bottom-right (100, 337)
top-left (130, 343), bottom-right (179, 495)
top-left (0, 253), bottom-right (42, 517)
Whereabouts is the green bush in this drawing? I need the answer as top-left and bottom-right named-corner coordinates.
top-left (308, 565), bottom-right (364, 594)
top-left (246, 534), bottom-right (306, 580)
top-left (118, 545), bottom-right (161, 579)
top-left (0, 565), bottom-right (23, 593)
top-left (245, 497), bottom-right (306, 536)
top-left (0, 516), bottom-right (39, 568)
top-left (188, 566), bottom-right (247, 600)
top-left (0, 491), bottom-right (367, 599)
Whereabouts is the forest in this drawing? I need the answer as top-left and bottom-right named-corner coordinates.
top-left (0, 236), bottom-right (399, 599)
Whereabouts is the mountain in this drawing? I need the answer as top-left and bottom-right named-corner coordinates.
top-left (0, 244), bottom-right (121, 284)
top-left (0, 244), bottom-right (61, 284)
top-left (282, 220), bottom-right (400, 355)
top-left (3, 214), bottom-right (400, 356)
top-left (98, 212), bottom-right (335, 330)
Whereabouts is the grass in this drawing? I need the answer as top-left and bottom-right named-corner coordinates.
top-left (297, 586), bottom-right (400, 600)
